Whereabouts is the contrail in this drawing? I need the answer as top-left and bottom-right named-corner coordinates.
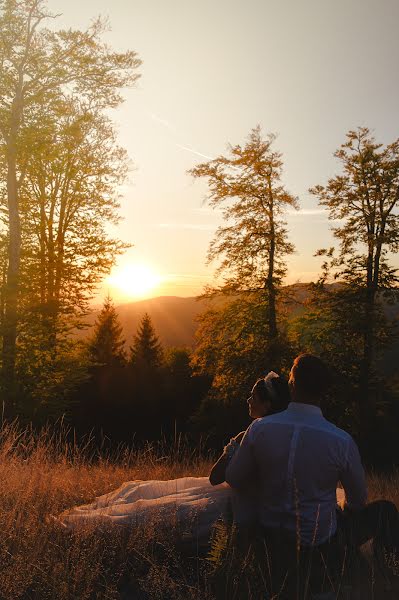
top-left (149, 112), bottom-right (176, 132)
top-left (148, 110), bottom-right (215, 161)
top-left (176, 143), bottom-right (214, 161)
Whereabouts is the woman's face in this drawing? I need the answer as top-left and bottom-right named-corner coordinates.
top-left (247, 386), bottom-right (270, 419)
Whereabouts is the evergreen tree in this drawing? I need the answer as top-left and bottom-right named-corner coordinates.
top-left (129, 313), bottom-right (163, 372)
top-left (88, 295), bottom-right (126, 367)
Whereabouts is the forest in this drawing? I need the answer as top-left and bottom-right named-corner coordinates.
top-left (0, 0), bottom-right (398, 469)
top-left (1, 2), bottom-right (399, 600)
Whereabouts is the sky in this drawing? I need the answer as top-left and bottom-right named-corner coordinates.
top-left (50, 0), bottom-right (399, 301)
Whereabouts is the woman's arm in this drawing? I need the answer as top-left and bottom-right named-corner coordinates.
top-left (225, 424), bottom-right (257, 489)
top-left (209, 431), bottom-right (245, 486)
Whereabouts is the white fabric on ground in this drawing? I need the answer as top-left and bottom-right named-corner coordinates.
top-left (59, 476), bottom-right (346, 543)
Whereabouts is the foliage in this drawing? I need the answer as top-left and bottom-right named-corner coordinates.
top-left (309, 128), bottom-right (399, 431)
top-left (163, 346), bottom-right (212, 434)
top-left (88, 295), bottom-right (126, 368)
top-left (0, 0), bottom-right (141, 410)
top-left (130, 312), bottom-right (164, 373)
top-left (191, 292), bottom-right (294, 441)
top-left (189, 125), bottom-right (298, 341)
top-left (189, 127), bottom-right (297, 432)
top-left (310, 128), bottom-right (399, 291)
top-left (19, 99), bottom-right (129, 325)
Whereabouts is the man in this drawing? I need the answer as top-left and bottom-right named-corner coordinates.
top-left (225, 354), bottom-right (399, 573)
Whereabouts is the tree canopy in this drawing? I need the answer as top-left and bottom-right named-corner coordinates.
top-left (309, 128), bottom-right (399, 430)
top-left (0, 0), bottom-right (141, 412)
top-left (189, 126), bottom-right (298, 341)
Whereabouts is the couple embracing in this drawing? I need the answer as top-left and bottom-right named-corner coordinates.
top-left (210, 353), bottom-right (399, 588)
top-left (60, 353), bottom-right (399, 592)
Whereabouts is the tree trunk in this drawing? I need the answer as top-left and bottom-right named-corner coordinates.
top-left (360, 220), bottom-right (386, 435)
top-left (2, 95), bottom-right (23, 408)
top-left (266, 242), bottom-right (278, 339)
top-left (265, 184), bottom-right (278, 340)
top-left (359, 239), bottom-right (382, 437)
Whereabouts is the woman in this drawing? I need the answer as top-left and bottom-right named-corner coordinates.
top-left (59, 372), bottom-right (290, 544)
top-left (209, 371), bottom-right (290, 486)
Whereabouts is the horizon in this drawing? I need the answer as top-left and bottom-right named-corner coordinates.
top-left (92, 280), bottom-right (315, 308)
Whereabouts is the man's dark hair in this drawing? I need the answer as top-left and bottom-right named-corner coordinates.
top-left (290, 353), bottom-right (331, 399)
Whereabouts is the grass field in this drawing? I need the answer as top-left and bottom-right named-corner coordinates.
top-left (0, 422), bottom-right (397, 599)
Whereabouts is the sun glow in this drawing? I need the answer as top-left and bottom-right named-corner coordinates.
top-left (107, 264), bottom-right (162, 299)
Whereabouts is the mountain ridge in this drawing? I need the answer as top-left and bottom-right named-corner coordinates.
top-left (84, 287), bottom-right (399, 365)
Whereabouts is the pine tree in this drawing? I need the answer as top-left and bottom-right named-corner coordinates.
top-left (88, 295), bottom-right (126, 367)
top-left (130, 313), bottom-right (163, 372)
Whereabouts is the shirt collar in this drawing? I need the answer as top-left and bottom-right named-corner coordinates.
top-left (286, 402), bottom-right (323, 417)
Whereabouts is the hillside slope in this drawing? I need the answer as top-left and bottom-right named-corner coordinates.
top-left (82, 289), bottom-right (399, 368)
top-left (83, 296), bottom-right (206, 348)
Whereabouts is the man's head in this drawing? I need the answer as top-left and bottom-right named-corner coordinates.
top-left (289, 353), bottom-right (331, 405)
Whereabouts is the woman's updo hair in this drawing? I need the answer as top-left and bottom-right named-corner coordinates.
top-left (252, 374), bottom-right (290, 413)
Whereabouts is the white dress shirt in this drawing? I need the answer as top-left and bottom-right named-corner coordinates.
top-left (225, 402), bottom-right (367, 546)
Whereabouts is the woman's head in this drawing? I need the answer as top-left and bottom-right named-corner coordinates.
top-left (247, 372), bottom-right (290, 419)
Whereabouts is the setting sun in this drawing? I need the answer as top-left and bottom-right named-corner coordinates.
top-left (107, 264), bottom-right (162, 299)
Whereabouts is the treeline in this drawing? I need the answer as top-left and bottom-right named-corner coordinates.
top-left (0, 2), bottom-right (398, 465)
top-left (0, 0), bottom-right (140, 417)
top-left (188, 127), bottom-right (399, 464)
top-left (72, 300), bottom-right (210, 443)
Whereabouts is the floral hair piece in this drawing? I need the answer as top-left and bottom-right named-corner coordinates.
top-left (264, 371), bottom-right (279, 401)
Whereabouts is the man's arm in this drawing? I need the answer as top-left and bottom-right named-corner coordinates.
top-left (339, 436), bottom-right (367, 510)
top-left (225, 423), bottom-right (257, 489)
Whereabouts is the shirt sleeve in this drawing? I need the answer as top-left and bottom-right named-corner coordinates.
top-left (225, 423), bottom-right (257, 489)
top-left (339, 436), bottom-right (367, 510)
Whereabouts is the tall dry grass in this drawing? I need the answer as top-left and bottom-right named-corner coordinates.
top-left (0, 423), bottom-right (214, 600)
top-left (0, 422), bottom-right (397, 599)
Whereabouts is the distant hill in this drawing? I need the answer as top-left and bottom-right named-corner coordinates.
top-left (82, 296), bottom-right (207, 348)
top-left (81, 288), bottom-right (399, 370)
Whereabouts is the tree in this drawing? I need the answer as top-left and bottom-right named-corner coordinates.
top-left (189, 126), bottom-right (298, 345)
top-left (12, 96), bottom-right (129, 396)
top-left (310, 128), bottom-right (399, 427)
top-left (130, 313), bottom-right (163, 373)
top-left (88, 295), bottom-right (126, 368)
top-left (0, 0), bottom-right (141, 405)
top-left (163, 346), bottom-right (210, 432)
top-left (191, 293), bottom-right (293, 440)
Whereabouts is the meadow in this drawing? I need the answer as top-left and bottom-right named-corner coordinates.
top-left (0, 423), bottom-right (398, 600)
